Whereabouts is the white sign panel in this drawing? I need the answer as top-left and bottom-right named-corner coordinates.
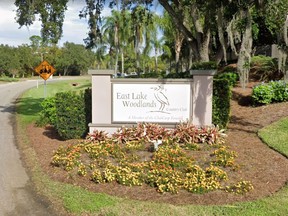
top-left (112, 83), bottom-right (191, 123)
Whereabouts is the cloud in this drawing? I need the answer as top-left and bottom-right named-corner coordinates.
top-left (0, 1), bottom-right (162, 47)
top-left (0, 0), bottom-right (112, 47)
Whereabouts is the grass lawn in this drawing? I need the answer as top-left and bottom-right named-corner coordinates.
top-left (258, 117), bottom-right (288, 157)
top-left (16, 78), bottom-right (288, 215)
top-left (0, 76), bottom-right (19, 83)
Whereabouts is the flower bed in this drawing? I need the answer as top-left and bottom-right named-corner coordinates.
top-left (51, 122), bottom-right (253, 194)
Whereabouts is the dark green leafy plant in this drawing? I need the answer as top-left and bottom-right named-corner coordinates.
top-left (36, 97), bottom-right (56, 126)
top-left (140, 71), bottom-right (161, 78)
top-left (212, 79), bottom-right (231, 128)
top-left (84, 88), bottom-right (92, 132)
top-left (269, 80), bottom-right (288, 102)
top-left (191, 61), bottom-right (218, 70)
top-left (252, 80), bottom-right (288, 105)
top-left (164, 71), bottom-right (191, 78)
top-left (55, 91), bottom-right (87, 140)
top-left (252, 84), bottom-right (274, 104)
top-left (36, 88), bottom-right (92, 140)
top-left (215, 72), bottom-right (239, 87)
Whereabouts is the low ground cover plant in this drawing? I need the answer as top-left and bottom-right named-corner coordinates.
top-left (51, 122), bottom-right (253, 195)
top-left (250, 55), bottom-right (281, 81)
top-left (252, 80), bottom-right (288, 105)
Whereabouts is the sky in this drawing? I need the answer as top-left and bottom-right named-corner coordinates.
top-left (0, 0), bottom-right (112, 47)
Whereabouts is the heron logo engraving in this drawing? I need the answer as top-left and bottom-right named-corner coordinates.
top-left (151, 85), bottom-right (170, 113)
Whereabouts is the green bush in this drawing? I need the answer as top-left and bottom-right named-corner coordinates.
top-left (252, 84), bottom-right (273, 104)
top-left (220, 65), bottom-right (237, 73)
top-left (84, 88), bottom-right (92, 131)
top-left (212, 79), bottom-right (231, 128)
top-left (140, 72), bottom-right (161, 78)
top-left (55, 91), bottom-right (87, 140)
top-left (215, 72), bottom-right (239, 87)
top-left (191, 61), bottom-right (218, 70)
top-left (252, 80), bottom-right (288, 105)
top-left (37, 88), bottom-right (92, 140)
top-left (36, 97), bottom-right (56, 126)
top-left (164, 71), bottom-right (191, 78)
top-left (270, 81), bottom-right (288, 102)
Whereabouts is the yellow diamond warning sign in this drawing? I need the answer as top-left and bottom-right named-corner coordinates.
top-left (34, 60), bottom-right (56, 80)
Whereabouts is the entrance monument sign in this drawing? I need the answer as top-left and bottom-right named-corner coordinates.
top-left (88, 69), bottom-right (215, 134)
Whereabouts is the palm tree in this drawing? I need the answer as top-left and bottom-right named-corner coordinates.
top-left (130, 6), bottom-right (148, 73)
top-left (160, 11), bottom-right (185, 73)
top-left (143, 13), bottom-right (163, 73)
top-left (102, 10), bottom-right (132, 75)
top-left (94, 45), bottom-right (107, 69)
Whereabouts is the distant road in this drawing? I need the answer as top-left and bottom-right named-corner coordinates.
top-left (0, 80), bottom-right (59, 216)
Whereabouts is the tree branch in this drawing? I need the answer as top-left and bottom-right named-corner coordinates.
top-left (158, 0), bottom-right (194, 42)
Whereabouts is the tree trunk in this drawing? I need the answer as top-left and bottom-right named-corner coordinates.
top-left (191, 5), bottom-right (210, 62)
top-left (281, 15), bottom-right (288, 81)
top-left (135, 26), bottom-right (141, 73)
top-left (121, 49), bottom-right (124, 75)
top-left (237, 9), bottom-right (253, 89)
top-left (278, 49), bottom-right (287, 81)
top-left (114, 48), bottom-right (119, 75)
top-left (196, 30), bottom-right (210, 62)
top-left (215, 48), bottom-right (224, 65)
top-left (155, 48), bottom-right (158, 73)
top-left (63, 67), bottom-right (68, 76)
top-left (216, 5), bottom-right (227, 64)
top-left (188, 45), bottom-right (193, 69)
top-left (175, 33), bottom-right (184, 73)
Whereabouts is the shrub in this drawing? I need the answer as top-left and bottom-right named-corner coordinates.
top-left (269, 80), bottom-right (288, 102)
top-left (36, 97), bottom-right (56, 126)
top-left (191, 61), bottom-right (218, 70)
top-left (252, 84), bottom-right (274, 104)
top-left (112, 123), bottom-right (168, 144)
top-left (55, 91), bottom-right (87, 140)
top-left (220, 65), bottom-right (237, 73)
top-left (140, 72), bottom-right (161, 78)
top-left (252, 80), bottom-right (288, 105)
top-left (215, 72), bottom-right (239, 87)
top-left (212, 79), bottom-right (231, 128)
top-left (164, 71), bottom-right (191, 78)
top-left (84, 88), bottom-right (92, 132)
top-left (37, 88), bottom-right (92, 140)
top-left (250, 55), bottom-right (281, 81)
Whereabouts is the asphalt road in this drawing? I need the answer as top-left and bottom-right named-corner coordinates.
top-left (0, 80), bottom-right (57, 216)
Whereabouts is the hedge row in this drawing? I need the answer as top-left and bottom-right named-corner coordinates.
top-left (212, 79), bottom-right (231, 129)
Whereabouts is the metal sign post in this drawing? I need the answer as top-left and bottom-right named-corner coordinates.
top-left (44, 80), bottom-right (47, 98)
top-left (34, 60), bottom-right (56, 98)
